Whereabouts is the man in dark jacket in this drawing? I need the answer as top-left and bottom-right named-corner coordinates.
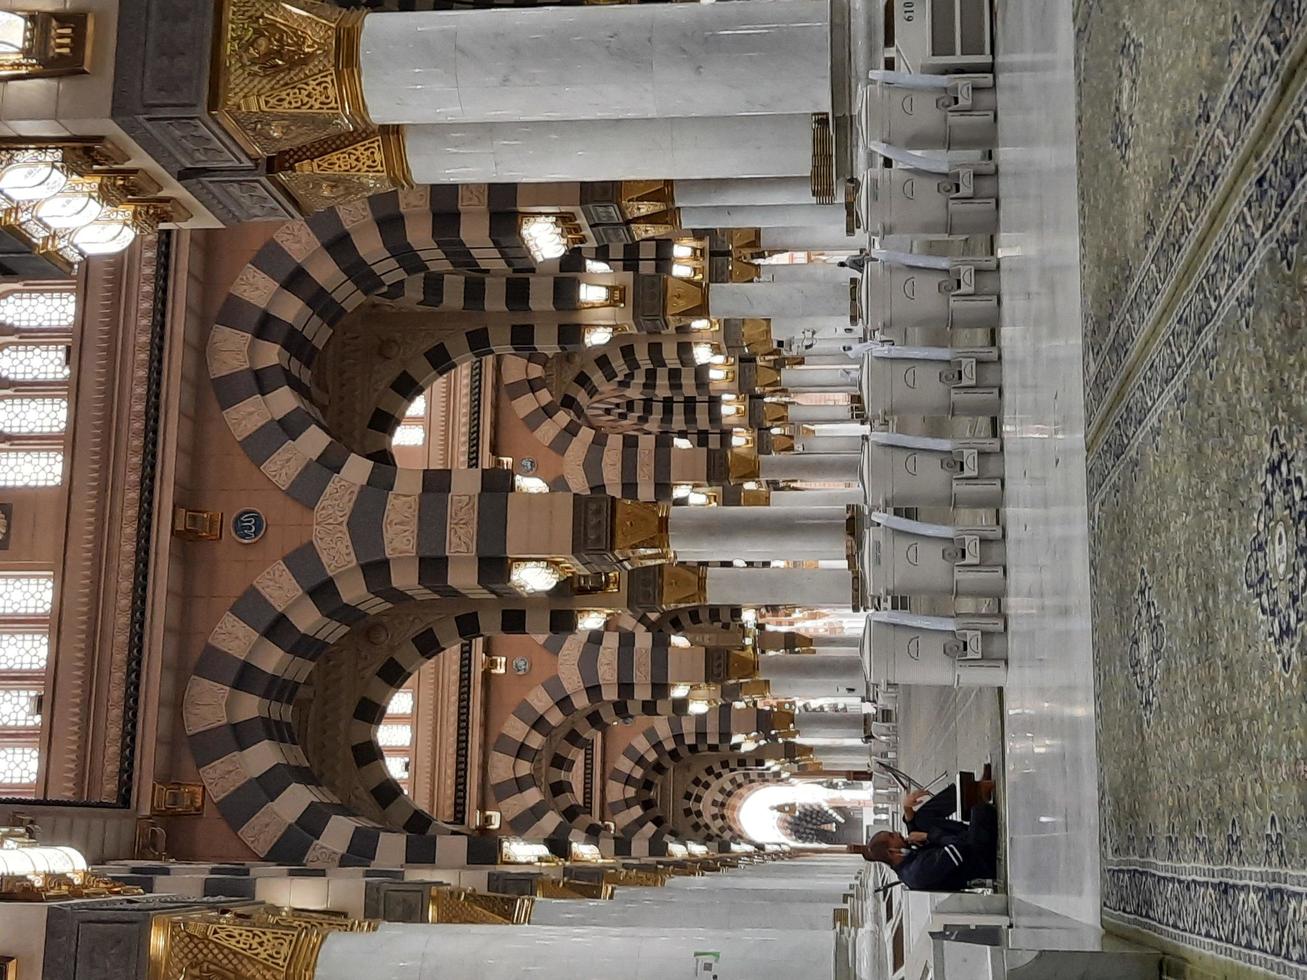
top-left (848, 781), bottom-right (997, 891)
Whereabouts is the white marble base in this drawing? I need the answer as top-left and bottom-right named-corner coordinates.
top-left (995, 0), bottom-right (1101, 929)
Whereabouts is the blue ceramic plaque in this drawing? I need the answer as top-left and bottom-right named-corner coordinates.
top-left (232, 508), bottom-right (267, 544)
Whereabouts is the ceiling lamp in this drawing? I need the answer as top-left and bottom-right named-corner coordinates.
top-left (70, 213), bottom-right (136, 256)
top-left (520, 215), bottom-right (569, 262)
top-left (0, 160), bottom-right (66, 202)
top-left (509, 560), bottom-right (564, 595)
top-left (0, 12), bottom-right (29, 57)
top-left (34, 187), bottom-right (102, 229)
top-left (583, 325), bottom-right (614, 348)
top-left (576, 609), bottom-right (609, 631)
top-left (513, 475), bottom-right (549, 493)
top-left (569, 841), bottom-right (604, 863)
top-left (499, 838), bottom-right (553, 864)
top-left (691, 342), bottom-right (717, 365)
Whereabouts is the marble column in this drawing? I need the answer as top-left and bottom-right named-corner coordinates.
top-left (758, 451), bottom-right (861, 484)
top-left (317, 923), bottom-right (834, 980)
top-left (670, 506), bottom-right (849, 562)
top-left (703, 566), bottom-right (852, 606)
top-left (405, 114), bottom-right (815, 183)
top-left (813, 744), bottom-right (879, 767)
top-left (530, 892), bottom-right (836, 930)
top-left (711, 281), bottom-right (851, 320)
top-left (681, 203), bottom-right (844, 229)
top-left (359, 1), bottom-right (832, 124)
top-left (795, 709), bottom-right (867, 742)
top-left (759, 226), bottom-right (860, 251)
top-left (770, 487), bottom-right (863, 506)
top-left (781, 364), bottom-right (861, 391)
top-left (770, 319), bottom-right (861, 343)
top-left (760, 652), bottom-right (865, 699)
top-left (765, 262), bottom-right (859, 283)
top-left (802, 634), bottom-right (862, 650)
top-left (675, 177), bottom-right (817, 208)
top-left (796, 433), bottom-right (866, 454)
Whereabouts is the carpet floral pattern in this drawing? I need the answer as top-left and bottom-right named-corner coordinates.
top-left (1076, 0), bottom-right (1307, 975)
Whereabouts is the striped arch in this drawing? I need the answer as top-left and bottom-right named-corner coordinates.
top-left (605, 708), bottom-right (781, 843)
top-left (358, 320), bottom-right (587, 460)
top-left (683, 764), bottom-right (778, 840)
top-left (681, 756), bottom-right (803, 842)
top-left (345, 609), bottom-right (580, 836)
top-left (562, 241), bottom-right (675, 275)
top-left (181, 471), bottom-right (576, 867)
top-left (542, 697), bottom-right (691, 851)
top-left (489, 631), bottom-right (706, 841)
top-left (652, 605), bottom-right (745, 636)
top-left (364, 328), bottom-right (717, 464)
top-left (501, 354), bottom-right (726, 498)
top-left (209, 186), bottom-right (543, 509)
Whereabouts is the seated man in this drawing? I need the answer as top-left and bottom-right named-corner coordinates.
top-left (848, 781), bottom-right (997, 891)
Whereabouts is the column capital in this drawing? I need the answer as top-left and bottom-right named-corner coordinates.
top-left (611, 498), bottom-right (672, 566)
top-left (269, 127), bottom-right (412, 214)
top-left (214, 0), bottom-right (372, 156)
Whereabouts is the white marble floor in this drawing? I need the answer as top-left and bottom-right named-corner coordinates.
top-left (993, 0), bottom-right (1102, 929)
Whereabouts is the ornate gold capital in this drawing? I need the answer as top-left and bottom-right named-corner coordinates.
top-left (270, 127), bottom-right (412, 214)
top-left (760, 401), bottom-right (789, 426)
top-left (664, 276), bottom-right (707, 317)
top-left (730, 257), bottom-right (761, 283)
top-left (726, 649), bottom-right (759, 680)
top-left (620, 180), bottom-right (675, 219)
top-left (727, 447), bottom-right (760, 482)
top-left (611, 499), bottom-right (672, 566)
top-left (769, 708), bottom-right (796, 731)
top-left (660, 563), bottom-right (708, 606)
top-left (536, 878), bottom-right (615, 900)
top-left (752, 360), bottom-right (784, 391)
top-left (429, 886), bottom-right (534, 925)
top-left (149, 905), bottom-right (377, 980)
top-left (214, 0), bottom-right (371, 156)
top-left (740, 318), bottom-right (776, 355)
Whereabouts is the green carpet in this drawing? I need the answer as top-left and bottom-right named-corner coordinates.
top-left (1075, 0), bottom-right (1307, 975)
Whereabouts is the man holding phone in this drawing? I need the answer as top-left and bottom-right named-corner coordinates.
top-left (848, 780), bottom-right (998, 891)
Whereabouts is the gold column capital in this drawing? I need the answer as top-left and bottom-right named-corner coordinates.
top-left (660, 563), bottom-right (708, 606)
top-left (727, 446), bottom-right (760, 482)
top-left (214, 0), bottom-right (372, 156)
top-left (726, 649), bottom-right (759, 680)
top-left (611, 498), bottom-right (672, 566)
top-left (739, 318), bottom-right (777, 355)
top-left (270, 126), bottom-right (413, 214)
top-left (149, 904), bottom-right (377, 980)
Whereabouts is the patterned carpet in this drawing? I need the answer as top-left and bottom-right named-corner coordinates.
top-left (1075, 0), bottom-right (1307, 976)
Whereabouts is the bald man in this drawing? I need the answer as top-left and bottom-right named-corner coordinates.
top-left (848, 781), bottom-right (997, 891)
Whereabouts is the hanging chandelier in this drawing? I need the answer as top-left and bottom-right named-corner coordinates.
top-left (0, 139), bottom-right (188, 270)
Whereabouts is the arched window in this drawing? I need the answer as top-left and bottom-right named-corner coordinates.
top-left (0, 283), bottom-right (75, 795)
